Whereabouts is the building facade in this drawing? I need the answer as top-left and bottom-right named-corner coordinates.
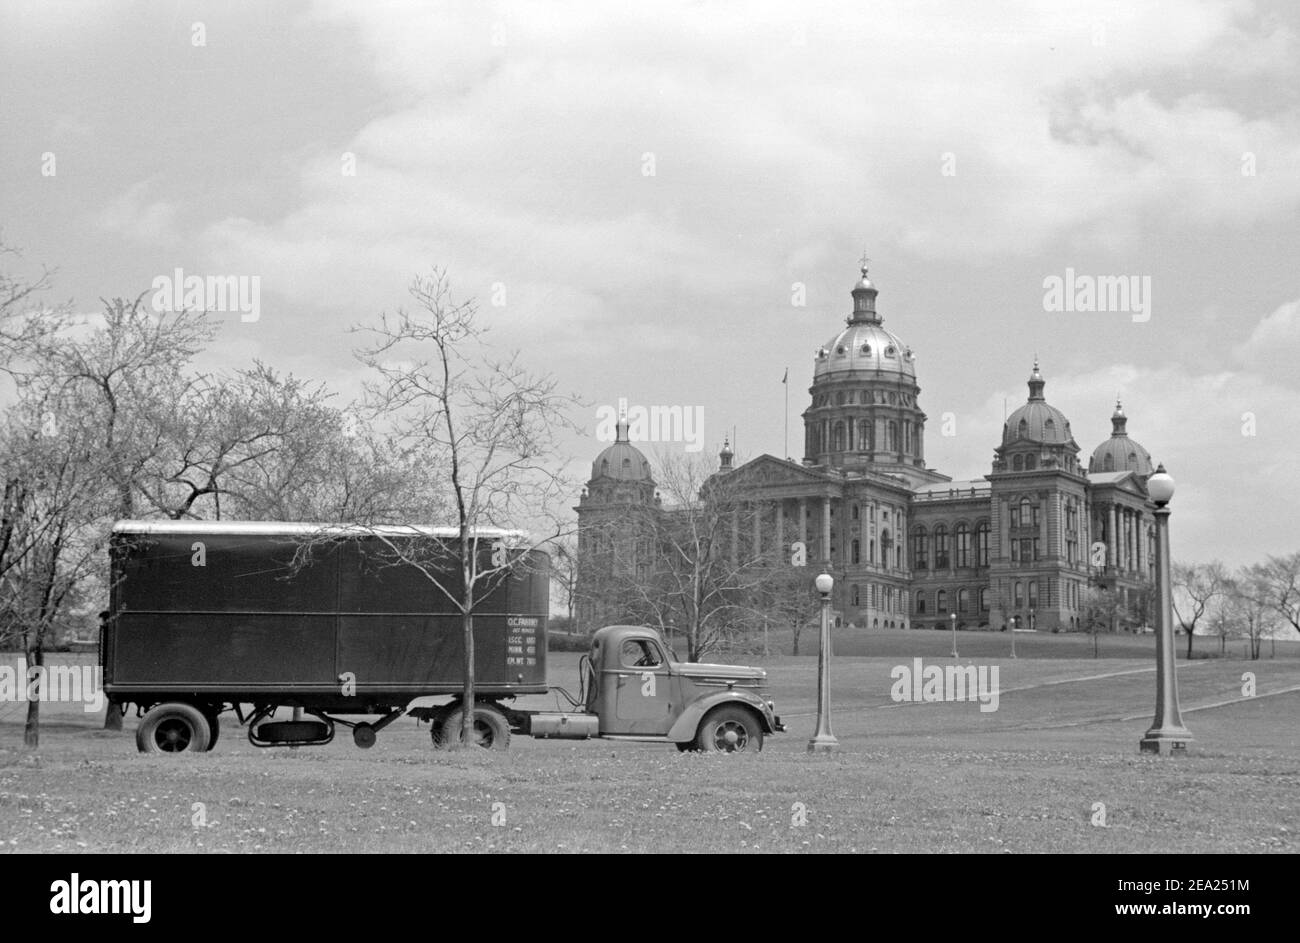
top-left (576, 265), bottom-right (1159, 634)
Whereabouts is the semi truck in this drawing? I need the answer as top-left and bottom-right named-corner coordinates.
top-left (103, 520), bottom-right (784, 755)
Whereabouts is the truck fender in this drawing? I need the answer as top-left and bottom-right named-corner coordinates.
top-left (668, 690), bottom-right (774, 743)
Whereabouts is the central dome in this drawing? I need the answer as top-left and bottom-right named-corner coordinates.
top-left (813, 265), bottom-right (916, 380)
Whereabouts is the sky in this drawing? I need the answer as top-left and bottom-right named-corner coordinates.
top-left (1, 0), bottom-right (1298, 567)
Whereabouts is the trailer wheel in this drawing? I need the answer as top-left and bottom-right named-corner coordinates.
top-left (437, 703), bottom-right (511, 750)
top-left (695, 705), bottom-right (763, 754)
top-left (203, 710), bottom-right (221, 751)
top-left (137, 703), bottom-right (211, 754)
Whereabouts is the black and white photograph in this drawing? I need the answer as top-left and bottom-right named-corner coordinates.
top-left (0, 0), bottom-right (1294, 910)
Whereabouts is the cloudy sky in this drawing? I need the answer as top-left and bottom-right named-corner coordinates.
top-left (2, 0), bottom-right (1298, 565)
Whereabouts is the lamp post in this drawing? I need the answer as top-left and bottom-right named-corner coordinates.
top-left (950, 611), bottom-right (958, 658)
top-left (1009, 614), bottom-right (1016, 658)
top-left (1140, 465), bottom-right (1192, 754)
top-left (808, 571), bottom-right (838, 753)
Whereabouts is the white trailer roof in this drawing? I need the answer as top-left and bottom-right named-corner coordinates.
top-left (111, 520), bottom-right (529, 541)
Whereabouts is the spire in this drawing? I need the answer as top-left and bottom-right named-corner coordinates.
top-left (850, 258), bottom-right (880, 324)
top-left (1111, 396), bottom-right (1128, 436)
top-left (615, 418), bottom-right (629, 443)
top-left (1027, 359), bottom-right (1046, 401)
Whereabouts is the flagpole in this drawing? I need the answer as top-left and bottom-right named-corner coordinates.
top-left (783, 367), bottom-right (789, 460)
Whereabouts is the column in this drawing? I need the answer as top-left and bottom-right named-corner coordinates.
top-left (752, 502), bottom-right (761, 558)
top-left (1135, 510), bottom-right (1143, 576)
top-left (860, 500), bottom-right (871, 568)
top-left (799, 499), bottom-right (808, 549)
top-left (822, 497), bottom-right (832, 562)
top-left (1108, 506), bottom-right (1118, 569)
top-left (775, 501), bottom-right (785, 555)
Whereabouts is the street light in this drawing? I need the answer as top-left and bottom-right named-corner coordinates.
top-left (950, 611), bottom-right (958, 659)
top-left (808, 571), bottom-right (838, 753)
top-left (1009, 614), bottom-right (1017, 658)
top-left (1140, 465), bottom-right (1192, 754)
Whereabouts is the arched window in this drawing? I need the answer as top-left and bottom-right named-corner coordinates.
top-left (958, 588), bottom-right (970, 613)
top-left (1044, 418), bottom-right (1055, 437)
top-left (832, 422), bottom-right (846, 452)
top-left (954, 523), bottom-right (971, 568)
top-left (1024, 453), bottom-right (1037, 470)
top-left (933, 525), bottom-right (949, 569)
top-left (1103, 453), bottom-right (1115, 472)
top-left (1018, 418), bottom-right (1028, 438)
top-left (851, 504), bottom-right (860, 520)
top-left (976, 521), bottom-right (990, 567)
top-left (916, 592), bottom-right (927, 614)
top-left (911, 526), bottom-right (928, 569)
top-left (1012, 454), bottom-right (1023, 471)
top-left (851, 539), bottom-right (861, 565)
top-left (1014, 581), bottom-right (1024, 608)
top-left (979, 588), bottom-right (989, 611)
top-left (851, 584), bottom-right (860, 607)
top-left (1019, 498), bottom-right (1032, 526)
top-left (1028, 581), bottom-right (1039, 609)
top-left (937, 589), bottom-right (948, 612)
top-left (622, 458), bottom-right (631, 473)
top-left (1128, 451), bottom-right (1137, 466)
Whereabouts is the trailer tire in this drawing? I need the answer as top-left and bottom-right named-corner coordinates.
top-left (203, 710), bottom-right (221, 751)
top-left (137, 703), bottom-right (211, 754)
top-left (694, 705), bottom-right (763, 754)
top-left (437, 703), bottom-right (511, 750)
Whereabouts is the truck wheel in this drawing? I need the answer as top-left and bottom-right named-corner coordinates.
top-left (437, 704), bottom-right (511, 750)
top-left (137, 703), bottom-right (211, 754)
top-left (695, 705), bottom-right (763, 754)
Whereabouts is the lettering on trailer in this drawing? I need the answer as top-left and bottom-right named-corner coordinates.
top-left (506, 615), bottom-right (539, 667)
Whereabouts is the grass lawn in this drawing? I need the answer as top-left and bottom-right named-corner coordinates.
top-left (0, 632), bottom-right (1296, 853)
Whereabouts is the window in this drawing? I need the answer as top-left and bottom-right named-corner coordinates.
top-left (958, 588), bottom-right (970, 613)
top-left (858, 420), bottom-right (872, 451)
top-left (881, 530), bottom-right (893, 569)
top-left (620, 639), bottom-right (663, 669)
top-left (1014, 581), bottom-right (1024, 608)
top-left (852, 584), bottom-right (860, 607)
top-left (1104, 453), bottom-right (1115, 472)
top-left (887, 421), bottom-right (899, 451)
top-left (955, 523), bottom-right (970, 568)
top-left (852, 504), bottom-right (860, 520)
top-left (860, 343), bottom-right (872, 354)
top-left (1010, 504), bottom-right (1020, 528)
top-left (1019, 537), bottom-right (1033, 562)
top-left (979, 588), bottom-right (989, 611)
top-left (833, 422), bottom-right (846, 452)
top-left (933, 525), bottom-right (949, 569)
top-left (1019, 498), bottom-right (1032, 527)
top-left (937, 589), bottom-right (948, 612)
top-left (1012, 454), bottom-right (1023, 471)
top-left (1024, 453), bottom-right (1037, 470)
top-left (1044, 419), bottom-right (1055, 437)
top-left (851, 539), bottom-right (861, 565)
top-left (1028, 581), bottom-right (1039, 609)
top-left (1018, 418), bottom-right (1028, 439)
top-left (976, 522), bottom-right (990, 567)
top-left (916, 592), bottom-right (927, 614)
top-left (912, 526), bottom-right (928, 569)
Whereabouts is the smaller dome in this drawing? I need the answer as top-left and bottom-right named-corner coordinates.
top-left (591, 421), bottom-right (653, 482)
top-left (1088, 398), bottom-right (1155, 476)
top-left (1002, 360), bottom-right (1074, 446)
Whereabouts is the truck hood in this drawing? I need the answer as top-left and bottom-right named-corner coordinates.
top-left (675, 662), bottom-right (766, 683)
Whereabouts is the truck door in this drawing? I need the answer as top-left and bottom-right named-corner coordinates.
top-left (608, 638), bottom-right (674, 735)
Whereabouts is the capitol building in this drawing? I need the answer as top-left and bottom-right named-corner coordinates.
top-left (576, 265), bottom-right (1160, 634)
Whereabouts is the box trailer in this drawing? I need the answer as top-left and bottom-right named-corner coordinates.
top-left (104, 520), bottom-right (783, 754)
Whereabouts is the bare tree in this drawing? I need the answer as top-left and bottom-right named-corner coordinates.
top-left (1172, 560), bottom-right (1229, 658)
top-left (593, 452), bottom-right (779, 661)
top-left (344, 268), bottom-right (580, 747)
top-left (548, 534), bottom-right (580, 628)
top-left (1246, 552), bottom-right (1300, 642)
top-left (1080, 586), bottom-right (1130, 659)
top-left (1226, 568), bottom-right (1279, 661)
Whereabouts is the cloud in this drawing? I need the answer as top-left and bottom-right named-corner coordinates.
top-left (1233, 298), bottom-right (1300, 386)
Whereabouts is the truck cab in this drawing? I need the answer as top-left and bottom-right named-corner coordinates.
top-left (578, 625), bottom-right (783, 752)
